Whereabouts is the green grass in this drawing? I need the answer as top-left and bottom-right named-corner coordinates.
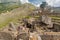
top-left (0, 18), bottom-right (12, 28)
top-left (50, 16), bottom-right (60, 20)
top-left (0, 3), bottom-right (21, 13)
top-left (0, 3), bottom-right (36, 28)
top-left (0, 14), bottom-right (25, 28)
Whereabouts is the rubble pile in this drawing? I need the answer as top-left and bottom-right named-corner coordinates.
top-left (0, 17), bottom-right (60, 40)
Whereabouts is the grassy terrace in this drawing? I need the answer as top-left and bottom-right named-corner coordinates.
top-left (0, 3), bottom-right (21, 14)
top-left (33, 15), bottom-right (60, 23)
top-left (50, 16), bottom-right (60, 23)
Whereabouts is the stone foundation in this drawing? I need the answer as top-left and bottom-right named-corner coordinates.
top-left (41, 32), bottom-right (60, 40)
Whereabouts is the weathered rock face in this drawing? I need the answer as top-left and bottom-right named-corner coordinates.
top-left (40, 15), bottom-right (53, 28)
top-left (40, 15), bottom-right (52, 24)
top-left (16, 33), bottom-right (29, 40)
top-left (22, 18), bottom-right (36, 32)
top-left (0, 32), bottom-right (13, 40)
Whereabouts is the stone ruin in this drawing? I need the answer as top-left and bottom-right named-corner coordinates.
top-left (0, 2), bottom-right (60, 40)
top-left (0, 17), bottom-right (60, 40)
top-left (40, 15), bottom-right (53, 28)
top-left (0, 15), bottom-right (60, 40)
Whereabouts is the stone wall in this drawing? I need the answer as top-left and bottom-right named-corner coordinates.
top-left (47, 13), bottom-right (60, 16)
top-left (41, 35), bottom-right (60, 40)
top-left (41, 32), bottom-right (60, 40)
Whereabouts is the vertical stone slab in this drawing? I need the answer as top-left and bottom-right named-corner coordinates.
top-left (40, 15), bottom-right (53, 28)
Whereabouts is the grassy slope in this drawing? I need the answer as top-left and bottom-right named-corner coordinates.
top-left (0, 3), bottom-right (60, 28)
top-left (0, 3), bottom-right (21, 13)
top-left (0, 3), bottom-right (35, 28)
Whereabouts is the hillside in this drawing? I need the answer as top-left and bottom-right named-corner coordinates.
top-left (0, 1), bottom-right (21, 13)
top-left (51, 7), bottom-right (60, 13)
top-left (0, 2), bottom-right (60, 40)
top-left (0, 3), bottom-right (36, 28)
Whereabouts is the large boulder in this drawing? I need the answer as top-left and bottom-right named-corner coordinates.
top-left (40, 15), bottom-right (53, 28)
